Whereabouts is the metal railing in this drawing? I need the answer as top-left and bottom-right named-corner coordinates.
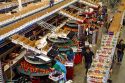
top-left (37, 20), bottom-right (56, 31)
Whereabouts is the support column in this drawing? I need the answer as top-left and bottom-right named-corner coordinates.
top-left (18, 0), bottom-right (22, 11)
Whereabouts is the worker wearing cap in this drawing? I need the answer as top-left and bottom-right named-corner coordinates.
top-left (51, 60), bottom-right (67, 83)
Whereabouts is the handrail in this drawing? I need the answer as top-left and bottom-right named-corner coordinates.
top-left (37, 21), bottom-right (56, 31)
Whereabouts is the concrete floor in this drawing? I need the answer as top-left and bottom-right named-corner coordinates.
top-left (73, 26), bottom-right (125, 83)
top-left (73, 62), bottom-right (86, 83)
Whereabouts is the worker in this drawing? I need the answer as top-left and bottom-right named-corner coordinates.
top-left (116, 39), bottom-right (125, 64)
top-left (51, 60), bottom-right (67, 83)
top-left (47, 44), bottom-right (59, 59)
top-left (84, 47), bottom-right (94, 74)
top-left (49, 0), bottom-right (54, 7)
top-left (66, 48), bottom-right (75, 61)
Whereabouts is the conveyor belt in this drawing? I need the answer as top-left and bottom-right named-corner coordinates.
top-left (11, 34), bottom-right (36, 47)
top-left (69, 5), bottom-right (83, 11)
top-left (11, 34), bottom-right (49, 57)
top-left (0, 0), bottom-right (61, 26)
top-left (59, 9), bottom-right (85, 22)
top-left (0, 0), bottom-right (77, 40)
